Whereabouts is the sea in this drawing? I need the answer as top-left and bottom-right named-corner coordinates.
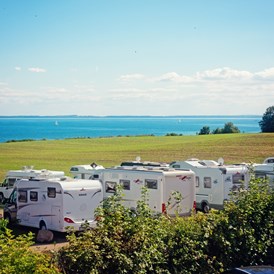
top-left (0, 116), bottom-right (262, 143)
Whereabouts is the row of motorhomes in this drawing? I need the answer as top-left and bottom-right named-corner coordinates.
top-left (0, 157), bottom-right (273, 233)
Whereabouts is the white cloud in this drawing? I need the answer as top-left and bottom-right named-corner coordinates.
top-left (28, 67), bottom-right (46, 73)
top-left (154, 72), bottom-right (193, 83)
top-left (1, 66), bottom-right (274, 115)
top-left (196, 67), bottom-right (253, 80)
top-left (254, 68), bottom-right (274, 79)
top-left (15, 66), bottom-right (21, 71)
top-left (119, 74), bottom-right (145, 82)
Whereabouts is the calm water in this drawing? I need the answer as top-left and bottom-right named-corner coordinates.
top-left (0, 116), bottom-right (261, 143)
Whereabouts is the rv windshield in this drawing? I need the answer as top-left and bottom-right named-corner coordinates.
top-left (2, 178), bottom-right (17, 188)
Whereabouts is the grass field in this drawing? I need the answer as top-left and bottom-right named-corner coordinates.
top-left (0, 133), bottom-right (274, 181)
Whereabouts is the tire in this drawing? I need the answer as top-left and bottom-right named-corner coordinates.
top-left (40, 221), bottom-right (47, 230)
top-left (202, 203), bottom-right (210, 213)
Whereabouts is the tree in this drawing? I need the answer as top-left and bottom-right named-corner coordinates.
top-left (198, 126), bottom-right (210, 135)
top-left (212, 127), bottom-right (223, 134)
top-left (259, 106), bottom-right (274, 132)
top-left (211, 122), bottom-right (240, 134)
top-left (222, 122), bottom-right (240, 133)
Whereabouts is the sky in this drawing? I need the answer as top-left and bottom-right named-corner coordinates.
top-left (0, 0), bottom-right (274, 116)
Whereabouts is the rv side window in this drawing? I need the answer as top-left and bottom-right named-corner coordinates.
top-left (47, 187), bottom-right (56, 198)
top-left (105, 181), bottom-right (116, 193)
top-left (232, 173), bottom-right (245, 184)
top-left (18, 190), bottom-right (27, 203)
top-left (30, 191), bottom-right (38, 202)
top-left (145, 179), bottom-right (158, 189)
top-left (120, 179), bottom-right (130, 190)
top-left (195, 176), bottom-right (200, 187)
top-left (204, 177), bottom-right (212, 188)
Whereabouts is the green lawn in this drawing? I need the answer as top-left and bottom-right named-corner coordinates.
top-left (0, 133), bottom-right (274, 180)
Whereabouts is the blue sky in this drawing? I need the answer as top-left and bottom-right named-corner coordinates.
top-left (0, 0), bottom-right (273, 116)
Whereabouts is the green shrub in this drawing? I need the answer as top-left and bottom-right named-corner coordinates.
top-left (205, 175), bottom-right (274, 269)
top-left (57, 187), bottom-right (168, 274)
top-left (0, 219), bottom-right (60, 274)
top-left (164, 213), bottom-right (224, 274)
top-left (57, 176), bottom-right (274, 273)
top-left (198, 126), bottom-right (211, 135)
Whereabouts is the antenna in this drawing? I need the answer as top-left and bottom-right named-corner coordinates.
top-left (136, 156), bottom-right (141, 162)
top-left (218, 157), bottom-right (224, 166)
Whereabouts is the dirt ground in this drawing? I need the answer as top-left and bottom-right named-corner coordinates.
top-left (0, 222), bottom-right (69, 252)
top-left (30, 230), bottom-right (69, 252)
top-left (30, 240), bottom-right (69, 252)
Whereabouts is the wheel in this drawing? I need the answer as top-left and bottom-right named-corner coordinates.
top-left (202, 203), bottom-right (210, 213)
top-left (40, 221), bottom-right (47, 230)
top-left (0, 193), bottom-right (4, 204)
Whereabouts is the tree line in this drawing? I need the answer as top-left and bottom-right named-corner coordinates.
top-left (198, 105), bottom-right (274, 135)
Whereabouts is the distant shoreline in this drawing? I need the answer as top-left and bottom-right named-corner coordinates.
top-left (0, 115), bottom-right (261, 119)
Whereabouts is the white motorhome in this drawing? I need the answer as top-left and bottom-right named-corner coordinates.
top-left (0, 167), bottom-right (65, 203)
top-left (101, 166), bottom-right (196, 216)
top-left (253, 157), bottom-right (274, 186)
top-left (170, 159), bottom-right (249, 212)
top-left (4, 177), bottom-right (103, 232)
top-left (70, 162), bottom-right (104, 180)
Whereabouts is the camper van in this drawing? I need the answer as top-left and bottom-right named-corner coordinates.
top-left (4, 177), bottom-right (103, 232)
top-left (100, 166), bottom-right (196, 216)
top-left (70, 162), bottom-right (104, 180)
top-left (0, 167), bottom-right (65, 203)
top-left (170, 159), bottom-right (249, 212)
top-left (253, 157), bottom-right (274, 186)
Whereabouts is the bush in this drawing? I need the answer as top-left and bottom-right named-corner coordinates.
top-left (198, 126), bottom-right (210, 135)
top-left (205, 174), bottom-right (274, 269)
top-left (57, 176), bottom-right (274, 273)
top-left (57, 187), bottom-right (168, 274)
top-left (199, 122), bottom-right (240, 135)
top-left (212, 122), bottom-right (240, 134)
top-left (0, 219), bottom-right (60, 274)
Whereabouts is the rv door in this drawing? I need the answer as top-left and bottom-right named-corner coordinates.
top-left (3, 189), bottom-right (17, 222)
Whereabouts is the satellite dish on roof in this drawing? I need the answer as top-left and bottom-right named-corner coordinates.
top-left (218, 157), bottom-right (224, 166)
top-left (136, 156), bottom-right (141, 162)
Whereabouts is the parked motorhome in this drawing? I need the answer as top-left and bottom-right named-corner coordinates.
top-left (170, 159), bottom-right (249, 212)
top-left (70, 162), bottom-right (104, 180)
top-left (253, 157), bottom-right (274, 186)
top-left (100, 166), bottom-right (196, 216)
top-left (4, 177), bottom-right (103, 232)
top-left (0, 167), bottom-right (65, 203)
